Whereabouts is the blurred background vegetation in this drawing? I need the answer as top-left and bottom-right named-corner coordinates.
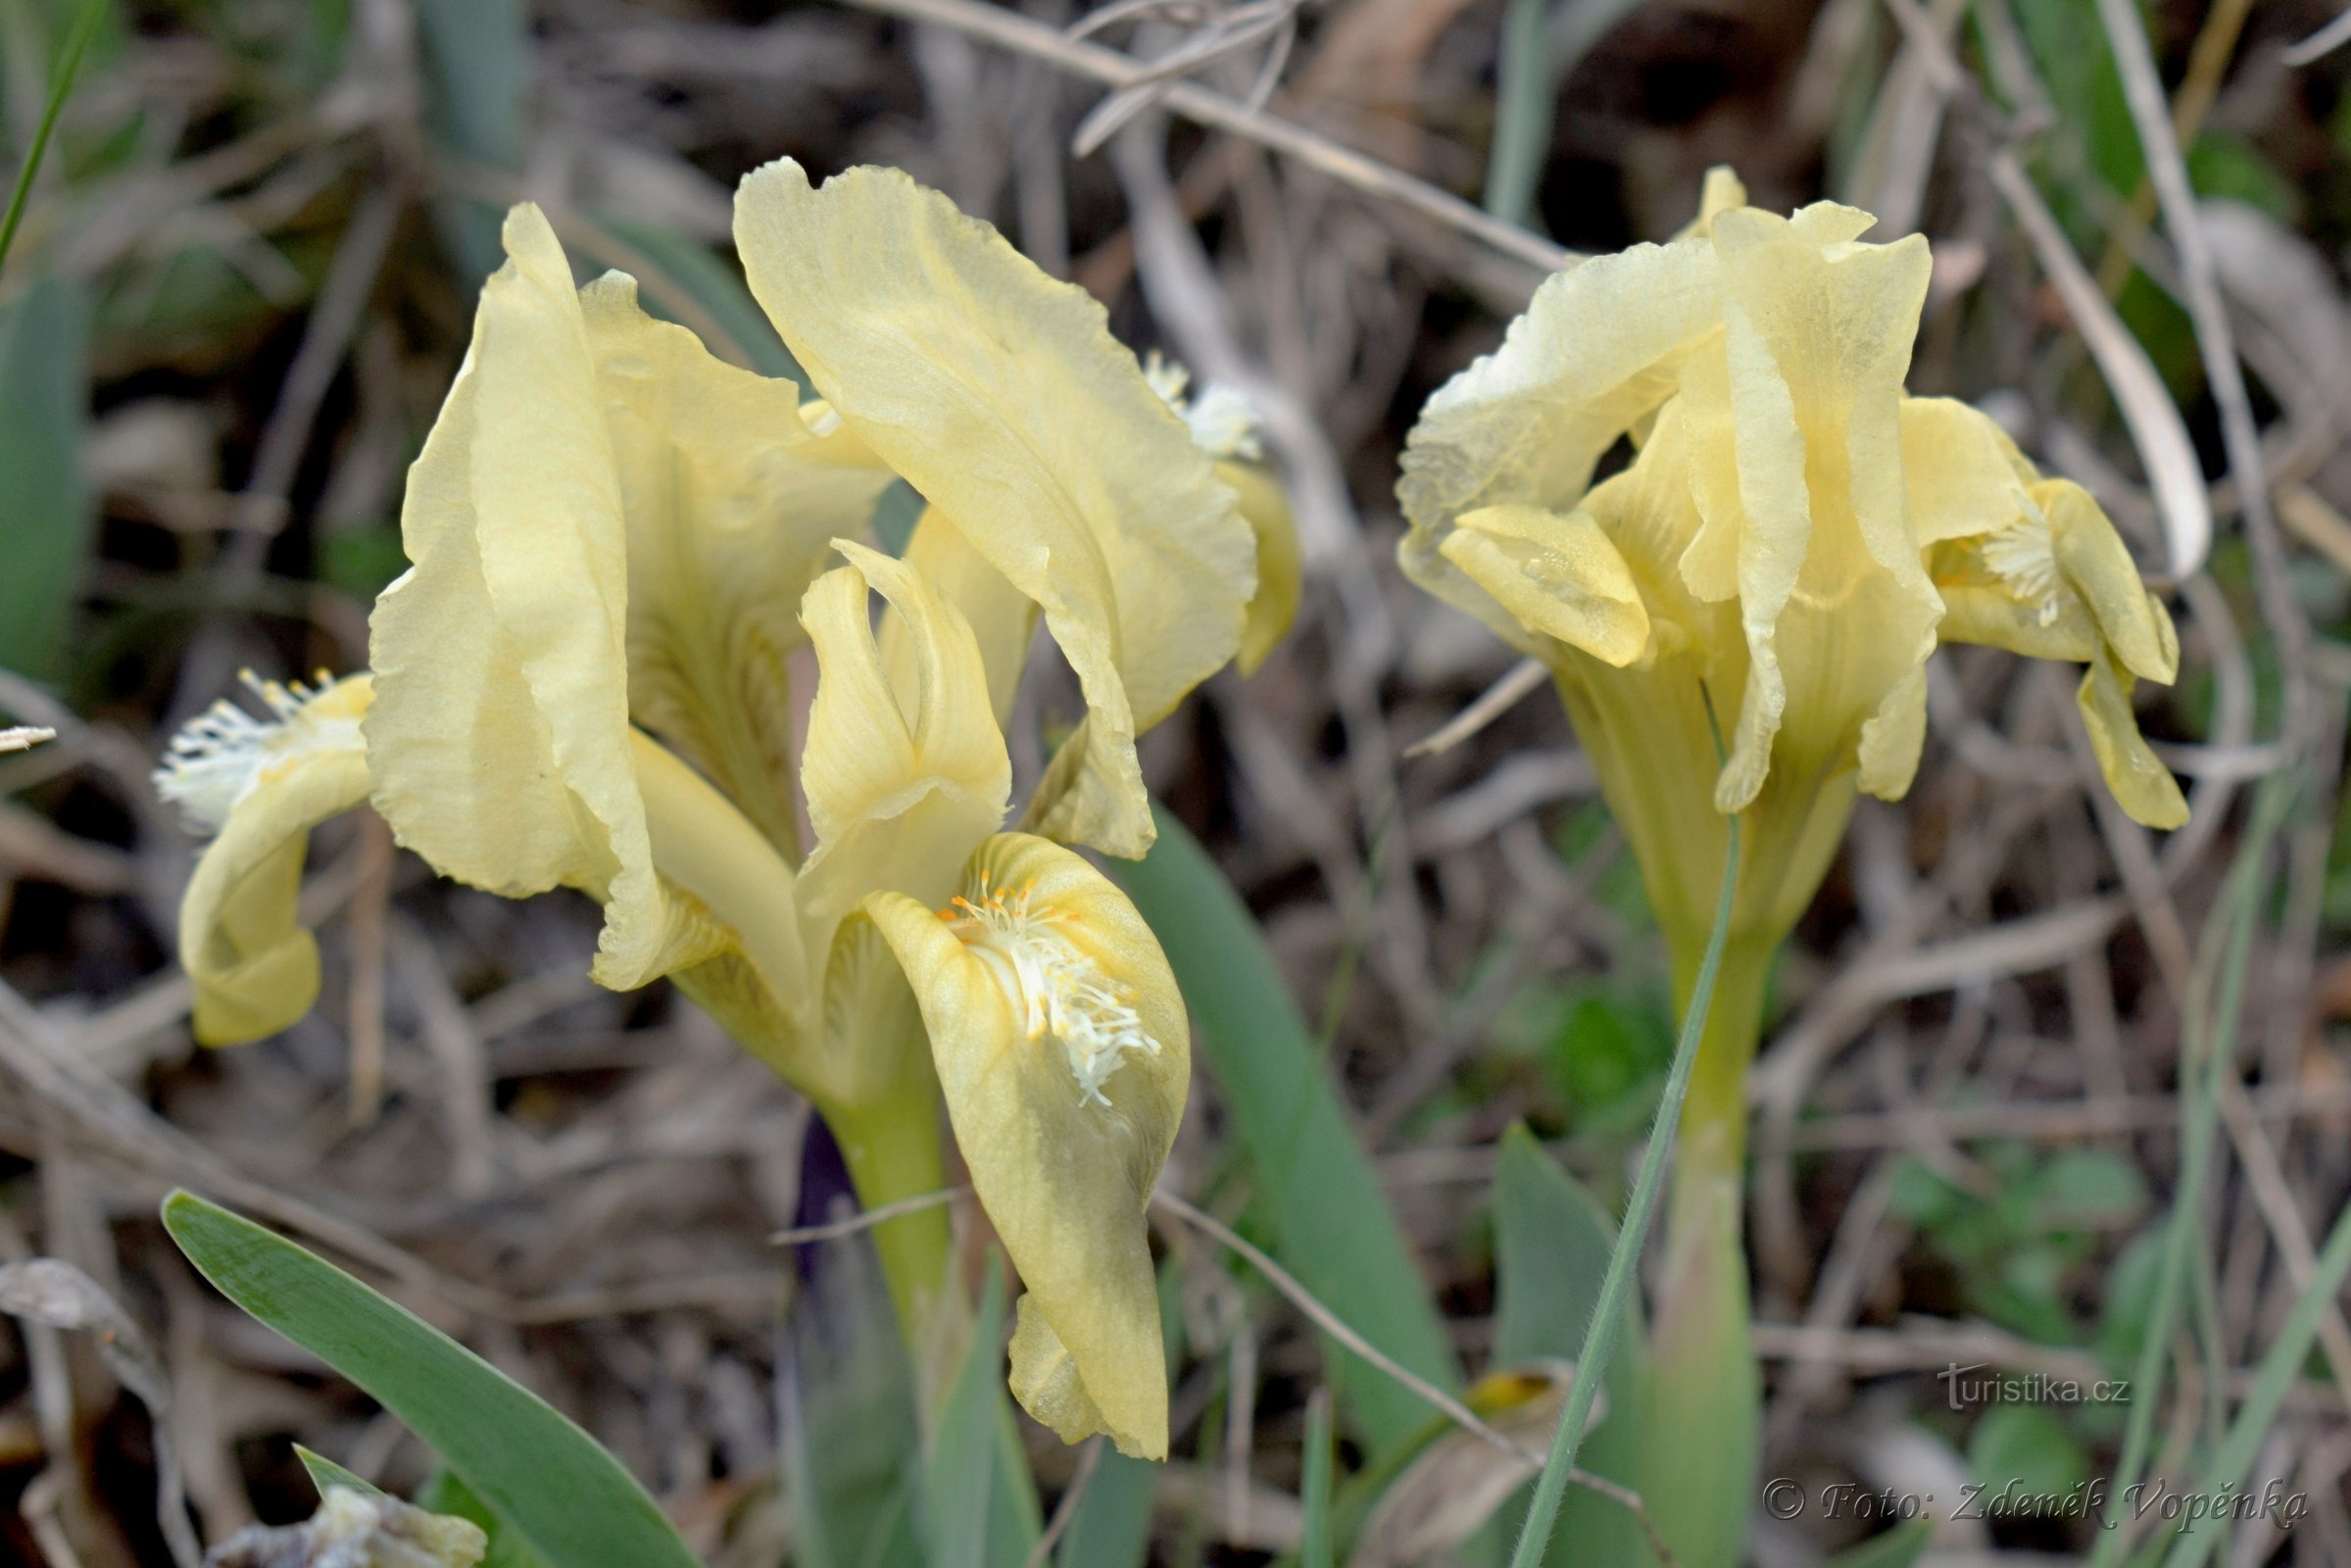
top-left (5, 0), bottom-right (2351, 1563)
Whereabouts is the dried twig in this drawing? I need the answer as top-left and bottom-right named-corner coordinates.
top-left (826, 0), bottom-right (1574, 276)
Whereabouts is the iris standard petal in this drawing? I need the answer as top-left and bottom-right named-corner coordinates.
top-left (887, 508), bottom-right (1039, 727)
top-left (860, 833), bottom-right (1186, 1458)
top-left (367, 204), bottom-right (733, 993)
top-left (797, 541), bottom-right (1011, 956)
top-left (156, 673), bottom-right (374, 1046)
top-left (1396, 230), bottom-right (1723, 643)
top-left (1678, 204), bottom-right (1938, 808)
top-left (580, 273), bottom-right (896, 855)
top-left (735, 160), bottom-right (1255, 858)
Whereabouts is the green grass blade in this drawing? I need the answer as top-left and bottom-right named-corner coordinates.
top-left (781, 1218), bottom-right (923, 1568)
top-left (2158, 1191), bottom-right (2351, 1568)
top-left (0, 0), bottom-right (107, 278)
top-left (1055, 1450), bottom-right (1155, 1568)
top-left (0, 273), bottom-right (94, 680)
top-left (1301, 1393), bottom-right (1336, 1568)
top-left (2089, 779), bottom-right (2291, 1564)
top-left (1111, 801), bottom-right (1458, 1449)
top-left (1481, 0), bottom-right (1552, 228)
top-left (1507, 803), bottom-right (1741, 1568)
top-left (411, 0), bottom-right (527, 285)
top-left (921, 1253), bottom-right (1013, 1568)
top-left (162, 1192), bottom-right (703, 1568)
top-left (293, 1446), bottom-right (383, 1498)
top-left (1492, 1126), bottom-right (1644, 1564)
top-left (1821, 1518), bottom-right (1931, 1568)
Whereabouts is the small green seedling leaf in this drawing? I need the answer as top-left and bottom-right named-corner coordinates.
top-left (162, 1191), bottom-right (702, 1568)
top-left (294, 1446), bottom-right (384, 1499)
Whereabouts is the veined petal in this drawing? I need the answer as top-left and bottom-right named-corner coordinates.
top-left (861, 833), bottom-right (1186, 1458)
top-left (1901, 397), bottom-right (2038, 546)
top-left (887, 508), bottom-right (1039, 727)
top-left (1440, 504), bottom-right (1650, 667)
top-left (367, 204), bottom-right (740, 993)
top-left (1223, 460), bottom-right (1301, 675)
top-left (2080, 648), bottom-right (2189, 830)
top-left (735, 160), bottom-right (1255, 858)
top-left (2044, 480), bottom-right (2178, 682)
top-left (157, 673), bottom-right (374, 1046)
top-left (580, 274), bottom-right (895, 855)
top-left (1930, 477), bottom-right (2187, 828)
top-left (1679, 204), bottom-right (1938, 808)
top-left (1142, 359), bottom-right (1298, 675)
top-left (797, 542), bottom-right (1011, 956)
top-left (1396, 231), bottom-right (1723, 641)
top-left (1673, 166), bottom-right (1750, 240)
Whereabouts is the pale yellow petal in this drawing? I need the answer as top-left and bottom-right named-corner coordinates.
top-left (2042, 480), bottom-right (2178, 682)
top-left (860, 833), bottom-right (1185, 1458)
top-left (580, 273), bottom-right (895, 854)
top-left (797, 544), bottom-right (1011, 957)
top-left (165, 676), bottom-right (375, 1046)
top-left (1223, 460), bottom-right (1301, 675)
top-left (367, 204), bottom-right (732, 993)
top-left (1901, 397), bottom-right (2038, 546)
top-left (1679, 205), bottom-right (1937, 808)
top-left (1397, 229), bottom-right (1723, 644)
top-left (736, 160), bottom-right (1254, 858)
top-left (1674, 166), bottom-right (1750, 240)
top-left (1439, 504), bottom-right (1650, 667)
top-left (2079, 649), bottom-right (2189, 830)
top-left (886, 507), bottom-right (1038, 727)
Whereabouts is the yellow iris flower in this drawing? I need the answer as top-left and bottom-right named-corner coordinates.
top-left (155, 164), bottom-right (1300, 1460)
top-left (1399, 170), bottom-right (2186, 955)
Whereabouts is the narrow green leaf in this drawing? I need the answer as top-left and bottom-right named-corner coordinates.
top-left (1509, 795), bottom-right (1742, 1568)
top-left (1301, 1395), bottom-right (1335, 1568)
top-left (162, 1191), bottom-right (703, 1568)
top-left (2158, 1188), bottom-right (2351, 1568)
top-left (0, 273), bottom-right (92, 680)
top-left (1820, 1518), bottom-right (1932, 1568)
top-left (1482, 0), bottom-right (1552, 228)
top-left (2091, 779), bottom-right (2290, 1565)
top-left (781, 1220), bottom-right (923, 1568)
top-left (0, 0), bottom-right (108, 277)
top-left (293, 1446), bottom-right (384, 1499)
top-left (1056, 1452), bottom-right (1154, 1568)
top-left (1491, 1126), bottom-right (1643, 1566)
top-left (411, 0), bottom-right (526, 286)
top-left (1111, 802), bottom-right (1458, 1449)
top-left (921, 1253), bottom-right (1011, 1568)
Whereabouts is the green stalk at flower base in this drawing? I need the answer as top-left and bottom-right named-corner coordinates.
top-left (1641, 934), bottom-right (1773, 1568)
top-left (820, 1090), bottom-right (958, 1379)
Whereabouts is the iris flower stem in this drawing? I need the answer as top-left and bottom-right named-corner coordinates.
top-left (1507, 793), bottom-right (1742, 1568)
top-left (825, 1090), bottom-right (958, 1377)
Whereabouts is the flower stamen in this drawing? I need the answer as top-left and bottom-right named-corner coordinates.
top-left (944, 871), bottom-right (1159, 1105)
top-left (1144, 350), bottom-right (1265, 463)
top-left (1980, 502), bottom-right (2064, 627)
top-left (155, 670), bottom-right (365, 834)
